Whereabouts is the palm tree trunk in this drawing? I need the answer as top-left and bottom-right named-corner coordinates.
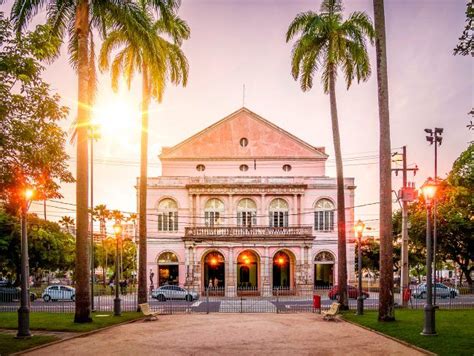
top-left (138, 63), bottom-right (150, 307)
top-left (74, 0), bottom-right (92, 323)
top-left (374, 0), bottom-right (395, 321)
top-left (328, 66), bottom-right (348, 310)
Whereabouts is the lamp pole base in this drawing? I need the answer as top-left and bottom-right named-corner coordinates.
top-left (114, 298), bottom-right (122, 316)
top-left (17, 306), bottom-right (31, 338)
top-left (356, 296), bottom-right (364, 315)
top-left (421, 304), bottom-right (437, 336)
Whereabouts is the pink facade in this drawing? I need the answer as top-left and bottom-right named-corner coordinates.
top-left (143, 108), bottom-right (355, 296)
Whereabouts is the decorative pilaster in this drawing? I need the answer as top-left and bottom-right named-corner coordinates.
top-left (262, 246), bottom-right (271, 296)
top-left (227, 247), bottom-right (236, 296)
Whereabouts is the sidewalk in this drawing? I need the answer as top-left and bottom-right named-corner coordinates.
top-left (25, 314), bottom-right (427, 355)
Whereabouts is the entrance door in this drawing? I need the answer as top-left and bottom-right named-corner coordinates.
top-left (314, 251), bottom-right (335, 288)
top-left (237, 250), bottom-right (259, 295)
top-left (273, 251), bottom-right (290, 289)
top-left (204, 252), bottom-right (225, 290)
top-left (157, 252), bottom-right (179, 286)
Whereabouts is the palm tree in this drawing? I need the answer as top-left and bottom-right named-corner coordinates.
top-left (59, 216), bottom-right (75, 234)
top-left (286, 0), bottom-right (374, 309)
top-left (99, 2), bottom-right (189, 307)
top-left (373, 0), bottom-right (394, 321)
top-left (11, 0), bottom-right (153, 323)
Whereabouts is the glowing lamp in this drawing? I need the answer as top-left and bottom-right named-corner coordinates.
top-left (421, 178), bottom-right (437, 206)
top-left (113, 223), bottom-right (122, 235)
top-left (355, 219), bottom-right (365, 237)
top-left (244, 258), bottom-right (250, 265)
top-left (210, 258), bottom-right (217, 266)
top-left (24, 189), bottom-right (34, 200)
top-left (278, 257), bottom-right (285, 265)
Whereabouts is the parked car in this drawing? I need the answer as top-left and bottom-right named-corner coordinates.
top-left (151, 285), bottom-right (199, 302)
top-left (42, 285), bottom-right (75, 302)
top-left (0, 287), bottom-right (36, 302)
top-left (411, 283), bottom-right (459, 299)
top-left (328, 285), bottom-right (369, 300)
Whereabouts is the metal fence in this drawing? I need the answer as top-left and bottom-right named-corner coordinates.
top-left (0, 284), bottom-right (472, 314)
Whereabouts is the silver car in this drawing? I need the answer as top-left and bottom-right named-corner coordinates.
top-left (42, 285), bottom-right (75, 302)
top-left (151, 285), bottom-right (199, 302)
top-left (412, 283), bottom-right (458, 299)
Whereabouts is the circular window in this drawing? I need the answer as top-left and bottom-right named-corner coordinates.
top-left (196, 164), bottom-right (206, 172)
top-left (282, 164), bottom-right (292, 172)
top-left (239, 164), bottom-right (249, 172)
top-left (239, 137), bottom-right (248, 147)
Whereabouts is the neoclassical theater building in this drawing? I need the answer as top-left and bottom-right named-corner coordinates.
top-left (143, 108), bottom-right (356, 295)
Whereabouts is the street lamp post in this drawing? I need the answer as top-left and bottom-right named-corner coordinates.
top-left (425, 127), bottom-right (443, 304)
top-left (421, 178), bottom-right (437, 336)
top-left (17, 188), bottom-right (34, 338)
top-left (113, 222), bottom-right (122, 316)
top-left (355, 219), bottom-right (365, 315)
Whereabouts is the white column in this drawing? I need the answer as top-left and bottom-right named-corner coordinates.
top-left (227, 247), bottom-right (235, 296)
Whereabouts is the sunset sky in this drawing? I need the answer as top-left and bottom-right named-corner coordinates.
top-left (2, 0), bottom-right (472, 234)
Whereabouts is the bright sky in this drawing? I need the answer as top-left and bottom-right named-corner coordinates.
top-left (2, 0), bottom-right (472, 234)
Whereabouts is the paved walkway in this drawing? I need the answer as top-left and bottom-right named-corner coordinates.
top-left (25, 314), bottom-right (426, 356)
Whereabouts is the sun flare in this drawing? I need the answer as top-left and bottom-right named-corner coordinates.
top-left (91, 93), bottom-right (141, 140)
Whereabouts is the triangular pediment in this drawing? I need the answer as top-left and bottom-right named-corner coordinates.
top-left (160, 107), bottom-right (327, 160)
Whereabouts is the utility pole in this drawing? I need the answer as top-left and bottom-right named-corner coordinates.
top-left (392, 146), bottom-right (418, 307)
top-left (425, 128), bottom-right (443, 304)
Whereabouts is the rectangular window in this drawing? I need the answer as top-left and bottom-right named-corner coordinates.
top-left (239, 211), bottom-right (256, 227)
top-left (314, 211), bottom-right (335, 232)
top-left (205, 211), bottom-right (220, 227)
top-left (158, 212), bottom-right (178, 232)
top-left (270, 211), bottom-right (288, 227)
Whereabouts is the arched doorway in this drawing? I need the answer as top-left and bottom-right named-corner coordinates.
top-left (237, 250), bottom-right (259, 295)
top-left (157, 252), bottom-right (179, 286)
top-left (273, 251), bottom-right (291, 290)
top-left (314, 251), bottom-right (335, 287)
top-left (203, 251), bottom-right (225, 294)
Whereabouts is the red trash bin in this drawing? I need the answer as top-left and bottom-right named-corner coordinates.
top-left (313, 294), bottom-right (321, 313)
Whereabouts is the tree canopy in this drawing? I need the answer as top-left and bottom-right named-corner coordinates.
top-left (0, 14), bottom-right (73, 212)
top-left (0, 210), bottom-right (75, 285)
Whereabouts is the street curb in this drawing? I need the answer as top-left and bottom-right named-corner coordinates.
top-left (342, 318), bottom-right (436, 356)
top-left (11, 316), bottom-right (145, 355)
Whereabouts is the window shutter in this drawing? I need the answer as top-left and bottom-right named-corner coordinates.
top-left (252, 212), bottom-right (257, 226)
top-left (205, 211), bottom-right (209, 227)
top-left (330, 211), bottom-right (334, 231)
top-left (314, 212), bottom-right (318, 230)
top-left (269, 213), bottom-right (272, 227)
top-left (237, 212), bottom-right (242, 226)
top-left (284, 211), bottom-right (289, 227)
top-left (174, 212), bottom-right (178, 231)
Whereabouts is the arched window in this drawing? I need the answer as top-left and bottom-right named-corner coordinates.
top-left (158, 198), bottom-right (178, 232)
top-left (158, 252), bottom-right (179, 263)
top-left (205, 198), bottom-right (225, 227)
top-left (237, 198), bottom-right (257, 227)
top-left (269, 198), bottom-right (289, 227)
top-left (314, 199), bottom-right (335, 232)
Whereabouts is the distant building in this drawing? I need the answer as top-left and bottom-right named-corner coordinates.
top-left (141, 108), bottom-right (356, 295)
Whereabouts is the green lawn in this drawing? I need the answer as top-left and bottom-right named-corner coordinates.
top-left (343, 309), bottom-right (474, 356)
top-left (0, 312), bottom-right (143, 332)
top-left (0, 333), bottom-right (58, 355)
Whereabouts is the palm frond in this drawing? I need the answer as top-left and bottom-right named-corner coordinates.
top-left (10, 0), bottom-right (47, 33)
top-left (286, 11), bottom-right (318, 42)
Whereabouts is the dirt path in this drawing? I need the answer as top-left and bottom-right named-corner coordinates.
top-left (24, 314), bottom-right (426, 356)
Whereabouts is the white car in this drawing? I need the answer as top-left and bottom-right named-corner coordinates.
top-left (151, 285), bottom-right (199, 302)
top-left (42, 285), bottom-right (75, 302)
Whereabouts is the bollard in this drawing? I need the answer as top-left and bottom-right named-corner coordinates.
top-left (206, 288), bottom-right (209, 314)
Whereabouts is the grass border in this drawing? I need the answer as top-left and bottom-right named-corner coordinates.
top-left (10, 316), bottom-right (145, 356)
top-left (342, 316), bottom-right (435, 355)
